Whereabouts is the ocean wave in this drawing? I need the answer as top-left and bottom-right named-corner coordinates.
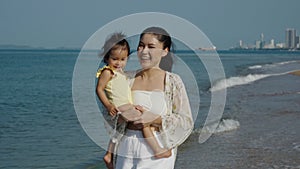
top-left (248, 60), bottom-right (299, 70)
top-left (209, 70), bottom-right (300, 92)
top-left (193, 119), bottom-right (240, 134)
top-left (293, 143), bottom-right (300, 152)
top-left (210, 74), bottom-right (271, 92)
top-left (248, 65), bottom-right (262, 69)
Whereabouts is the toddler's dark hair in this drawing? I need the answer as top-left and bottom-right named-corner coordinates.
top-left (100, 32), bottom-right (130, 64)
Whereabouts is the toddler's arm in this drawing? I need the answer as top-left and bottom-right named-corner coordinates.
top-left (96, 69), bottom-right (118, 116)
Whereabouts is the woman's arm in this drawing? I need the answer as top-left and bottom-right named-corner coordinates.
top-left (131, 73), bottom-right (194, 144)
top-left (132, 106), bottom-right (162, 128)
top-left (160, 73), bottom-right (194, 148)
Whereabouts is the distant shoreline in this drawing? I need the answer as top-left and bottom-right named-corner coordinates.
top-left (1, 48), bottom-right (300, 55)
top-left (0, 48), bottom-right (81, 52)
top-left (229, 48), bottom-right (300, 51)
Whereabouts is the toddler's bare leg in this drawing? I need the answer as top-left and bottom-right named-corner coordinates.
top-left (103, 140), bottom-right (115, 169)
top-left (142, 127), bottom-right (172, 158)
top-left (118, 103), bottom-right (134, 112)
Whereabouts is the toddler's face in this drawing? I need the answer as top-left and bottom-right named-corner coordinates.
top-left (107, 47), bottom-right (128, 71)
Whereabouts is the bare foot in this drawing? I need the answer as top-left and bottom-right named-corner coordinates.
top-left (154, 149), bottom-right (172, 159)
top-left (103, 152), bottom-right (114, 169)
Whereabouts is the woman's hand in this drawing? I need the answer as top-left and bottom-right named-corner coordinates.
top-left (132, 107), bottom-right (162, 129)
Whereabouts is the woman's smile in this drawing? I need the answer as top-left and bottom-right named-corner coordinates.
top-left (140, 55), bottom-right (150, 60)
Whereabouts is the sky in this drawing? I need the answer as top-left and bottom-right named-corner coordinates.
top-left (0, 0), bottom-right (300, 50)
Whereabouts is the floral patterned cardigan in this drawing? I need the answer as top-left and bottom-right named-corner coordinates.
top-left (157, 71), bottom-right (194, 149)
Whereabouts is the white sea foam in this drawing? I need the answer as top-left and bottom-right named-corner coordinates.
top-left (194, 119), bottom-right (240, 134)
top-left (209, 69), bottom-right (300, 92)
top-left (248, 65), bottom-right (262, 69)
top-left (213, 119), bottom-right (240, 133)
top-left (277, 60), bottom-right (299, 65)
top-left (210, 74), bottom-right (271, 92)
top-left (292, 143), bottom-right (300, 152)
top-left (248, 60), bottom-right (299, 70)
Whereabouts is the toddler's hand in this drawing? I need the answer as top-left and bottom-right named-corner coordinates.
top-left (108, 105), bottom-right (118, 116)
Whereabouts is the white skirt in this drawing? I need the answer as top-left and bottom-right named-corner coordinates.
top-left (115, 129), bottom-right (176, 169)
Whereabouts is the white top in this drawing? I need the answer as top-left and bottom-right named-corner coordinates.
top-left (127, 71), bottom-right (194, 149)
top-left (132, 90), bottom-right (167, 116)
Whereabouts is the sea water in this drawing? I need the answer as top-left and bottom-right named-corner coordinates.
top-left (0, 49), bottom-right (299, 168)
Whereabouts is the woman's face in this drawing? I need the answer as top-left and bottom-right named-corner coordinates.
top-left (137, 34), bottom-right (168, 69)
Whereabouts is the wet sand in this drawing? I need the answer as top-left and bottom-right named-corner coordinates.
top-left (289, 70), bottom-right (300, 76)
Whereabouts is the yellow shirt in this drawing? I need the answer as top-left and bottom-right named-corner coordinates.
top-left (96, 66), bottom-right (132, 107)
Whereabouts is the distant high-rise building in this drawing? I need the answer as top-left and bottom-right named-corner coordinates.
top-left (270, 39), bottom-right (275, 47)
top-left (260, 33), bottom-right (264, 42)
top-left (285, 28), bottom-right (297, 49)
top-left (255, 40), bottom-right (261, 49)
top-left (239, 40), bottom-right (243, 48)
top-left (264, 39), bottom-right (275, 49)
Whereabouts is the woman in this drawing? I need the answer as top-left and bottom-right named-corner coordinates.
top-left (115, 27), bottom-right (194, 169)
